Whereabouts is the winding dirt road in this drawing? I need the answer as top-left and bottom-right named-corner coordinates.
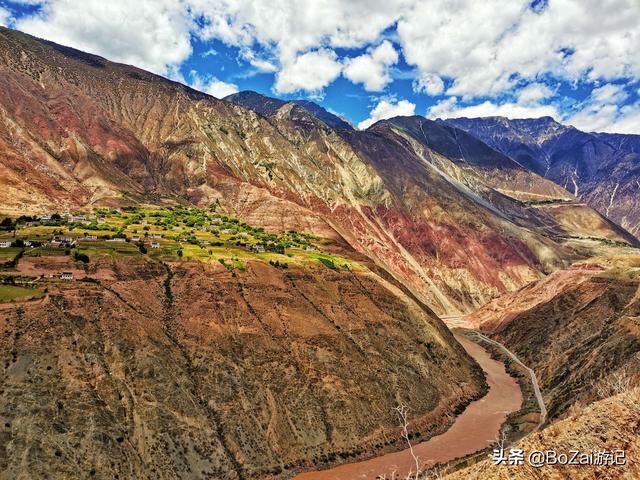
top-left (294, 335), bottom-right (522, 480)
top-left (471, 331), bottom-right (547, 426)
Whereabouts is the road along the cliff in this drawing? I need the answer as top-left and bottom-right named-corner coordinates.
top-left (294, 334), bottom-right (522, 480)
top-left (469, 331), bottom-right (548, 426)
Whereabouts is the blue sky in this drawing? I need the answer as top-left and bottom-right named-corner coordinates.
top-left (1, 0), bottom-right (639, 133)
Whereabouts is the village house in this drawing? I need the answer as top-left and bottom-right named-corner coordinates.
top-left (0, 240), bottom-right (11, 248)
top-left (150, 233), bottom-right (162, 239)
top-left (39, 215), bottom-right (51, 221)
top-left (97, 218), bottom-right (106, 224)
top-left (59, 237), bottom-right (76, 247)
top-left (199, 240), bottom-right (210, 246)
top-left (60, 272), bottom-right (73, 280)
top-left (131, 236), bottom-right (140, 242)
top-left (210, 218), bottom-right (222, 225)
top-left (23, 240), bottom-right (32, 247)
top-left (221, 228), bottom-right (231, 234)
top-left (251, 244), bottom-right (266, 253)
top-left (151, 241), bottom-right (160, 249)
top-left (107, 237), bottom-right (126, 242)
top-left (85, 234), bottom-right (98, 240)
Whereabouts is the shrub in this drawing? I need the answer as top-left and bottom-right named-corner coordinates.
top-left (318, 257), bottom-right (338, 271)
top-left (74, 252), bottom-right (90, 263)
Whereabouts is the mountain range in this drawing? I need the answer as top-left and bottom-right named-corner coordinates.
top-left (1, 25), bottom-right (639, 479)
top-left (444, 116), bottom-right (640, 238)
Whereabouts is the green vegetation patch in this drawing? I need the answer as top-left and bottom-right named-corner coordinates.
top-left (0, 285), bottom-right (44, 302)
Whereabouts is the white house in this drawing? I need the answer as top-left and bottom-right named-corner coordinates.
top-left (131, 236), bottom-right (140, 242)
top-left (151, 241), bottom-right (160, 249)
top-left (0, 240), bottom-right (11, 248)
top-left (85, 235), bottom-right (98, 240)
top-left (61, 272), bottom-right (73, 280)
top-left (252, 244), bottom-right (266, 253)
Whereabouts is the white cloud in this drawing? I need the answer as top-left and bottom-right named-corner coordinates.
top-left (189, 70), bottom-right (239, 98)
top-left (194, 0), bottom-right (408, 63)
top-left (591, 83), bottom-right (628, 104)
top-left (517, 83), bottom-right (554, 105)
top-left (16, 0), bottom-right (193, 76)
top-left (428, 96), bottom-right (559, 120)
top-left (343, 40), bottom-right (399, 91)
top-left (412, 72), bottom-right (444, 96)
top-left (0, 7), bottom-right (11, 27)
top-left (397, 0), bottom-right (640, 98)
top-left (249, 58), bottom-right (278, 73)
top-left (274, 49), bottom-right (342, 94)
top-left (202, 48), bottom-right (218, 57)
top-left (9, 0), bottom-right (640, 126)
top-left (358, 98), bottom-right (416, 129)
top-left (567, 84), bottom-right (639, 133)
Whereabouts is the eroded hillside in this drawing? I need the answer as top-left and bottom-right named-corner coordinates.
top-left (0, 208), bottom-right (485, 479)
top-left (0, 259), bottom-right (484, 479)
top-left (467, 255), bottom-right (640, 420)
top-left (446, 387), bottom-right (640, 479)
top-left (1, 27), bottom-right (635, 316)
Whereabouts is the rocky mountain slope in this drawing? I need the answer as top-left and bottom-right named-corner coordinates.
top-left (466, 255), bottom-right (640, 420)
top-left (225, 91), bottom-right (353, 131)
top-left (227, 90), bottom-right (637, 313)
top-left (0, 25), bottom-right (635, 320)
top-left (447, 387), bottom-right (640, 480)
top-left (444, 116), bottom-right (640, 238)
top-left (0, 254), bottom-right (484, 479)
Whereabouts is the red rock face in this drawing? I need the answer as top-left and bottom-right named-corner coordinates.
top-left (0, 27), bottom-right (633, 314)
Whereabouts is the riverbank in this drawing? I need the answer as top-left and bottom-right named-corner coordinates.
top-left (293, 335), bottom-right (522, 480)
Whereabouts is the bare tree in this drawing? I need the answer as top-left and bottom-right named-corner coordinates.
top-left (395, 404), bottom-right (422, 480)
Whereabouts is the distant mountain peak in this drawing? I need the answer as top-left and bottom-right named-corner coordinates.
top-left (225, 90), bottom-right (353, 131)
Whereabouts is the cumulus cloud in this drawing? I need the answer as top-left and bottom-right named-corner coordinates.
top-left (274, 49), bottom-right (342, 94)
top-left (517, 83), bottom-right (555, 105)
top-left (358, 98), bottom-right (416, 129)
top-left (0, 7), bottom-right (11, 26)
top-left (397, 0), bottom-right (640, 98)
top-left (343, 40), bottom-right (398, 91)
top-left (427, 93), bottom-right (560, 120)
top-left (194, 0), bottom-right (407, 62)
top-left (412, 72), bottom-right (444, 96)
top-left (8, 0), bottom-right (640, 131)
top-left (16, 0), bottom-right (193, 76)
top-left (189, 71), bottom-right (239, 98)
top-left (567, 84), bottom-right (639, 133)
top-left (591, 83), bottom-right (629, 104)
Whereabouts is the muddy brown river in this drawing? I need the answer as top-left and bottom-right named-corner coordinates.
top-left (294, 335), bottom-right (522, 480)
